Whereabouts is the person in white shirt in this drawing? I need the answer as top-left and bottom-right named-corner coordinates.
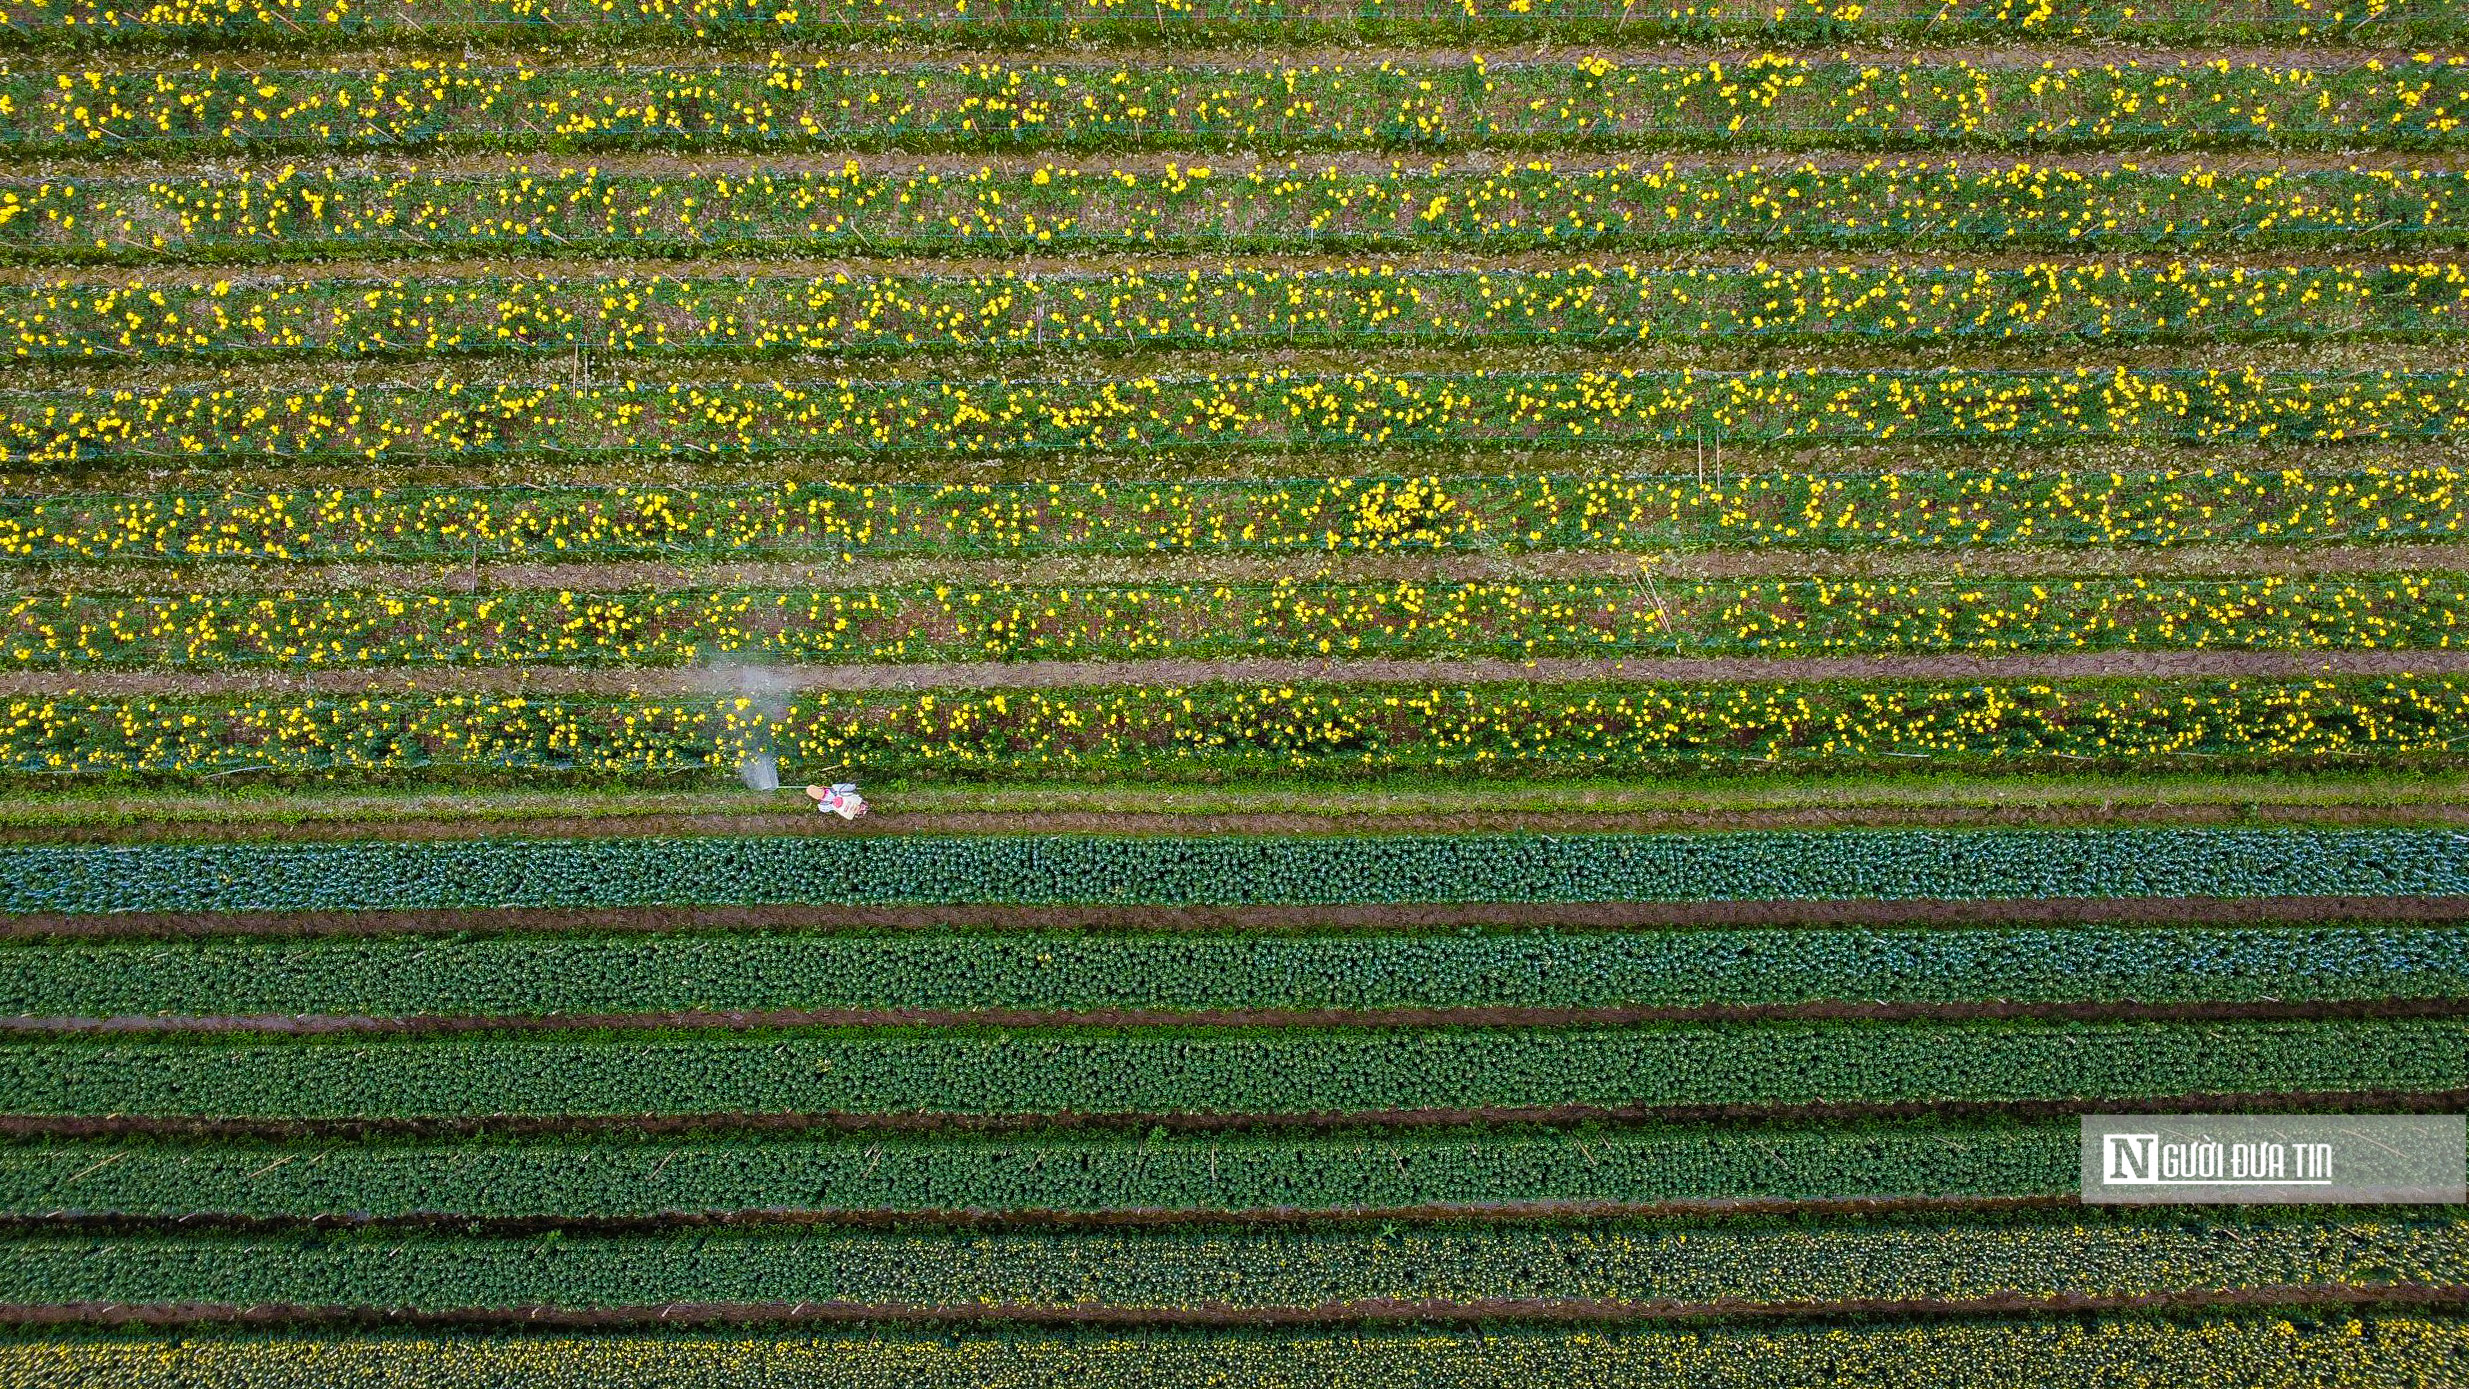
top-left (805, 783), bottom-right (869, 819)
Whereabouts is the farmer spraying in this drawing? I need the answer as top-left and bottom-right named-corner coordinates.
top-left (806, 783), bottom-right (869, 819)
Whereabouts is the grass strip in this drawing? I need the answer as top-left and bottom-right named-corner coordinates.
top-left (0, 772), bottom-right (2453, 835)
top-left (6, 828), bottom-right (2467, 913)
top-left (0, 1209), bottom-right (2456, 1314)
top-left (9, 161), bottom-right (2466, 267)
top-left (0, 1314), bottom-right (2462, 1389)
top-left (5, 925), bottom-right (2465, 1019)
top-left (0, 1120), bottom-right (2085, 1218)
top-left (0, 1018), bottom-right (2461, 1117)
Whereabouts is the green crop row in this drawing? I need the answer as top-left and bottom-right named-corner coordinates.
top-left (3, 1019), bottom-right (2462, 1116)
top-left (0, 1122), bottom-right (2083, 1216)
top-left (7, 468), bottom-right (2461, 563)
top-left (10, 161), bottom-right (2468, 265)
top-left (4, 0), bottom-right (2451, 45)
top-left (4, 1316), bottom-right (2464, 1389)
top-left (7, 828), bottom-right (2467, 913)
top-left (8, 926), bottom-right (2465, 1019)
top-left (0, 678), bottom-right (2463, 781)
top-left (0, 1210), bottom-right (2460, 1311)
top-left (12, 57), bottom-right (2465, 156)
top-left (22, 261), bottom-right (2469, 365)
top-left (13, 575), bottom-right (2468, 669)
top-left (9, 368), bottom-right (2469, 469)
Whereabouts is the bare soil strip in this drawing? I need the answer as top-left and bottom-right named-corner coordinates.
top-left (1, 1284), bottom-right (2463, 1331)
top-left (9, 649), bottom-right (2464, 698)
top-left (13, 896), bottom-right (2469, 941)
top-left (11, 997), bottom-right (2464, 1038)
top-left (4, 1088), bottom-right (2465, 1143)
top-left (21, 542), bottom-right (2468, 596)
top-left (0, 1196), bottom-right (2075, 1238)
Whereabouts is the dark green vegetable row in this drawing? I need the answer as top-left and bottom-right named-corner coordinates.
top-left (6, 926), bottom-right (2465, 1019)
top-left (4, 1020), bottom-right (2461, 1118)
top-left (7, 830), bottom-right (2464, 913)
top-left (0, 1121), bottom-right (2078, 1217)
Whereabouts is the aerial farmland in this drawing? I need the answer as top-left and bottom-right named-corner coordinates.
top-left (0, 0), bottom-right (2464, 1384)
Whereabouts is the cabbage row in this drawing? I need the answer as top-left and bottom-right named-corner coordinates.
top-left (8, 926), bottom-right (2464, 1019)
top-left (5, 1317), bottom-right (2461, 1389)
top-left (0, 1122), bottom-right (2077, 1217)
top-left (4, 1019), bottom-right (2460, 1117)
top-left (6, 829), bottom-right (2463, 913)
top-left (1, 1211), bottom-right (2460, 1311)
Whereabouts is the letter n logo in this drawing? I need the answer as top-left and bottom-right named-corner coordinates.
top-left (2105, 1133), bottom-right (2159, 1184)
